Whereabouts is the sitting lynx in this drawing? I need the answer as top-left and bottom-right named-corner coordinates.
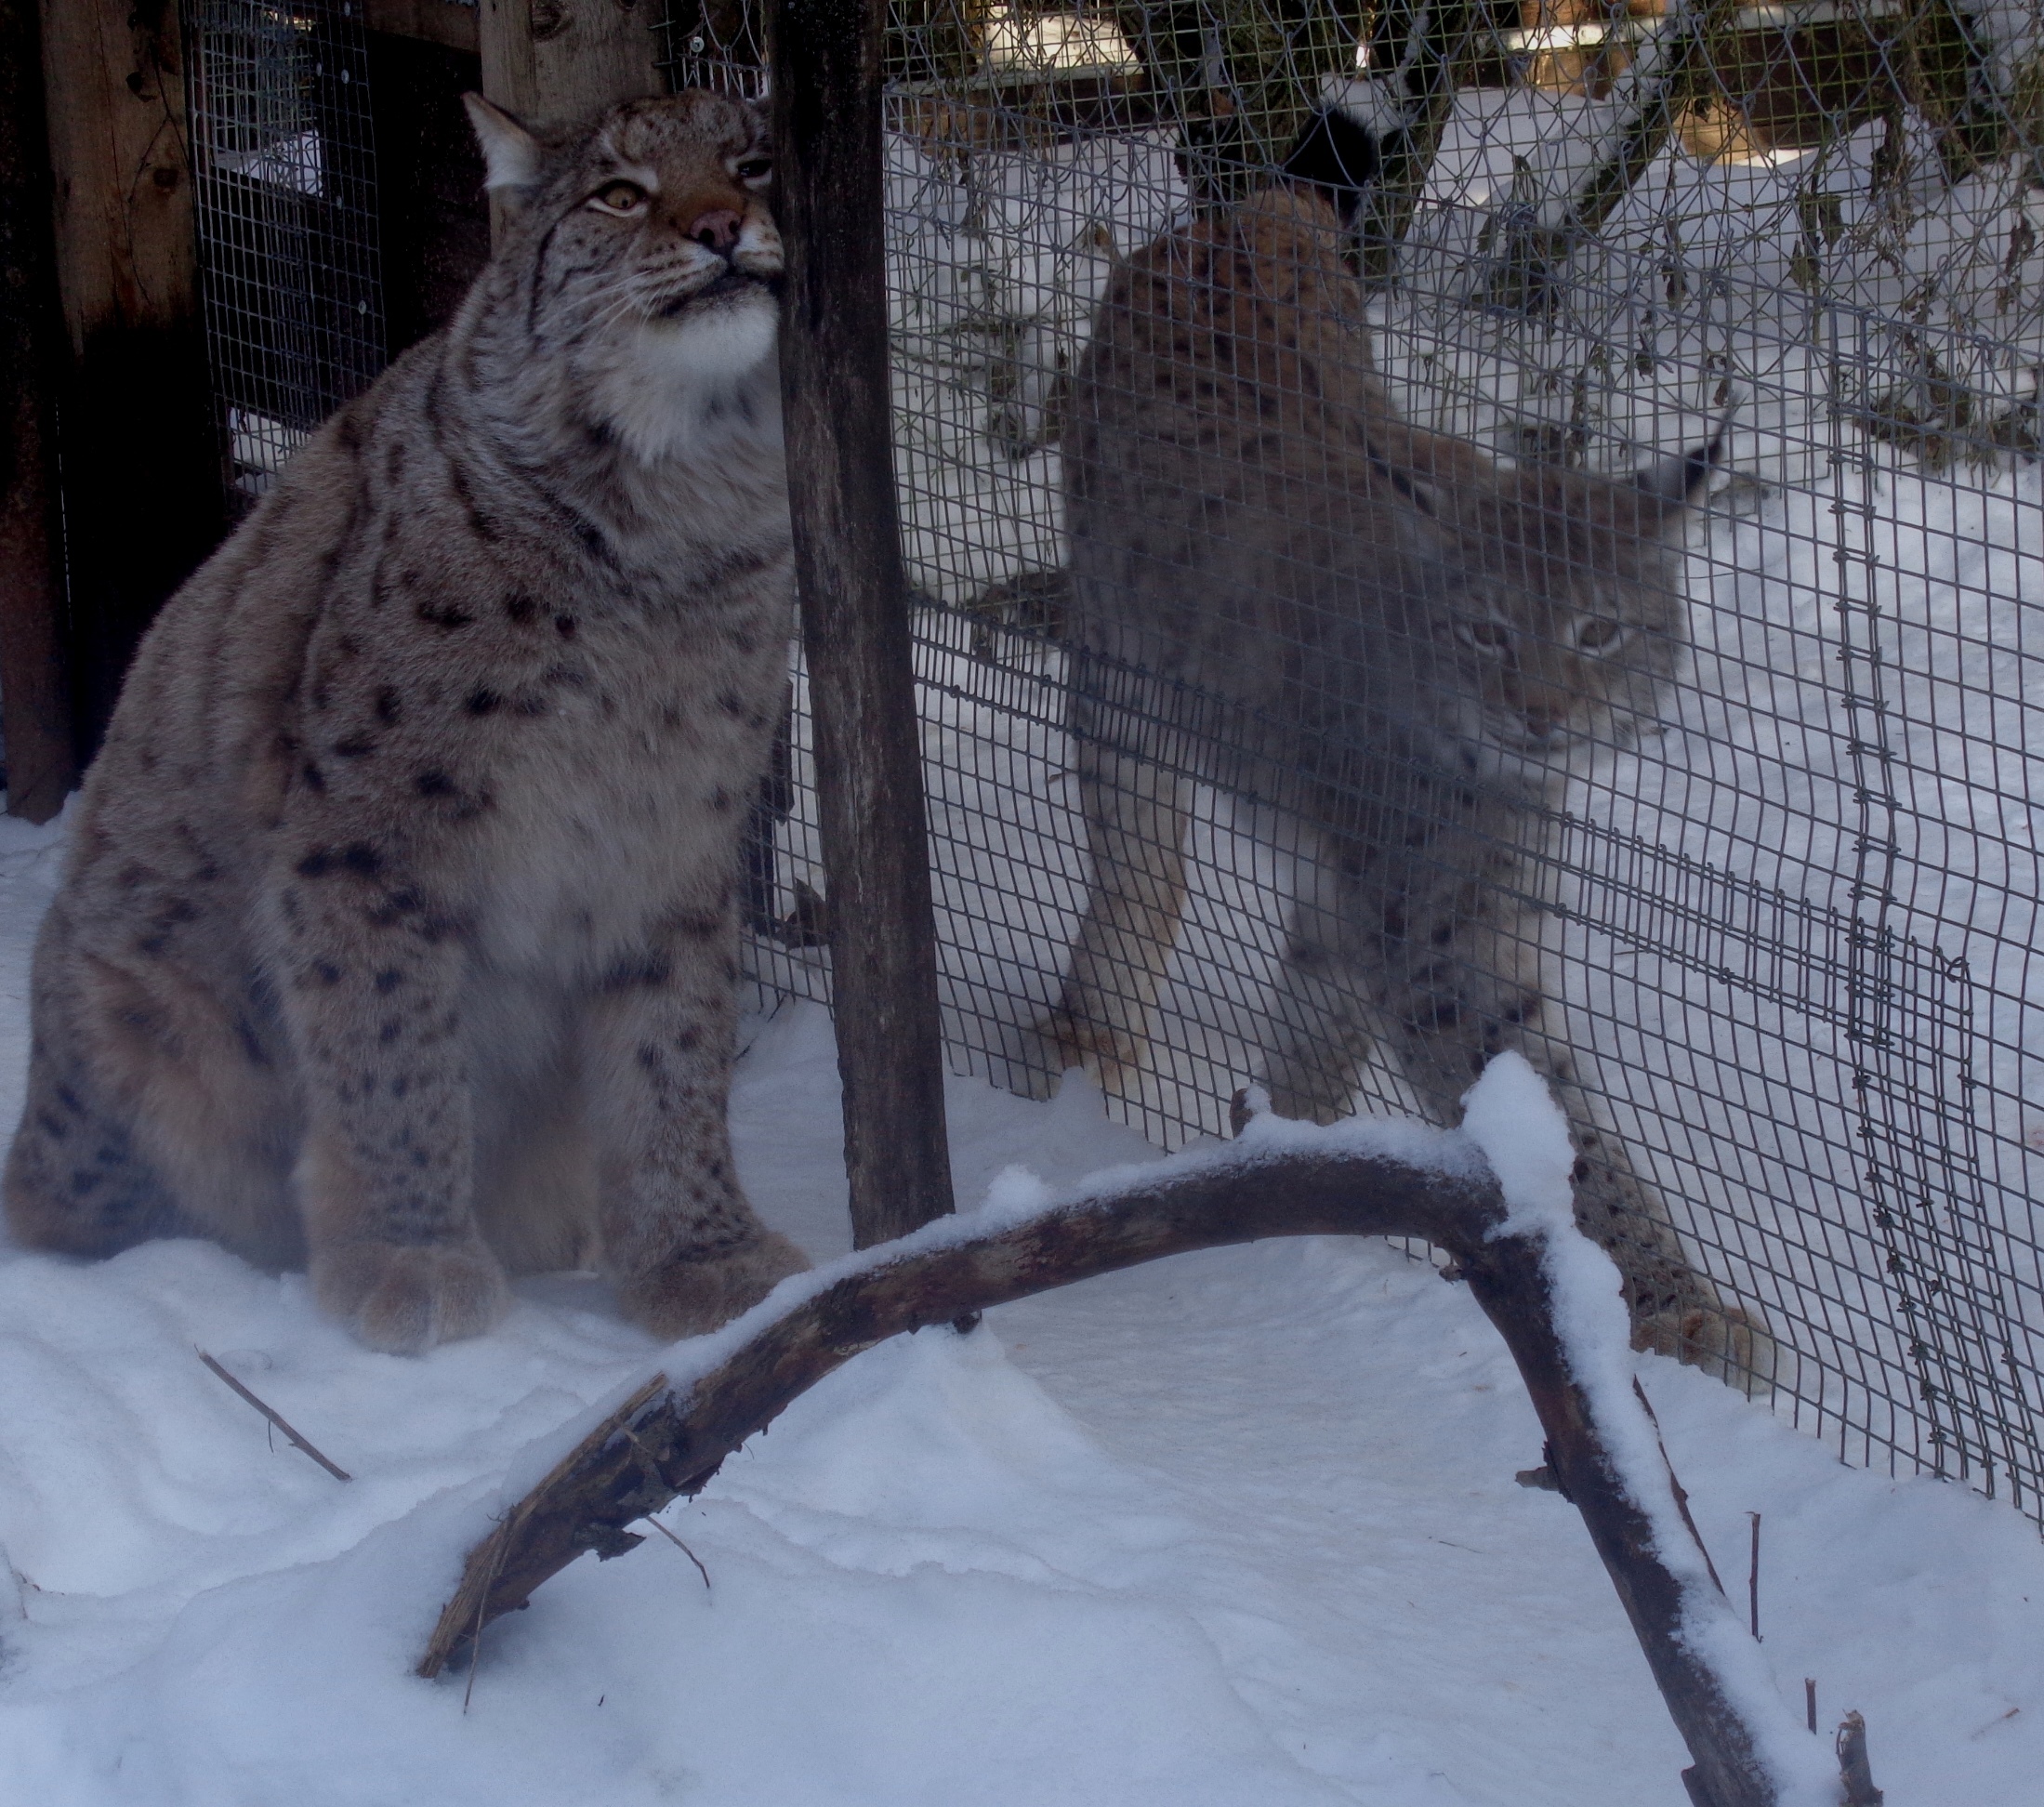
top-left (4, 91), bottom-right (809, 1352)
top-left (1030, 187), bottom-right (1760, 1376)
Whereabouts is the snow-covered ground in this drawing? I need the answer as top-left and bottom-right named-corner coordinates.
top-left (3, 808), bottom-right (2041, 1804)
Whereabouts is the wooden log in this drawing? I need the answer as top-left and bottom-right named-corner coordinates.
top-left (1360, 0), bottom-right (1493, 284)
top-left (770, 0), bottom-right (957, 1246)
top-left (38, 0), bottom-right (224, 756)
top-left (0, 0), bottom-right (76, 820)
top-left (477, 0), bottom-right (663, 125)
top-left (413, 1143), bottom-right (1802, 1805)
top-left (366, 0), bottom-right (482, 57)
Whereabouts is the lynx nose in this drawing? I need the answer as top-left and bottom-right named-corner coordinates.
top-left (690, 208), bottom-right (743, 256)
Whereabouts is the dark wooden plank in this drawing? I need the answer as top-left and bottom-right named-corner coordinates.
top-left (39, 0), bottom-right (224, 756)
top-left (365, 0), bottom-right (481, 57)
top-left (364, 30), bottom-right (491, 357)
top-left (412, 1143), bottom-right (1804, 1804)
top-left (0, 0), bottom-right (76, 820)
top-left (770, 0), bottom-right (957, 1247)
top-left (477, 0), bottom-right (662, 125)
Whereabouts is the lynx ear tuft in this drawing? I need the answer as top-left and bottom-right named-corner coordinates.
top-left (1636, 427), bottom-right (1726, 513)
top-left (463, 93), bottom-right (542, 193)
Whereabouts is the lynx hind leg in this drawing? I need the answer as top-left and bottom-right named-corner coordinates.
top-left (1259, 851), bottom-right (1391, 1126)
top-left (5, 903), bottom-right (290, 1263)
top-left (1033, 693), bottom-right (1196, 1102)
top-left (5, 1038), bottom-right (177, 1260)
top-left (1558, 1085), bottom-right (1774, 1390)
top-left (1335, 854), bottom-right (1771, 1386)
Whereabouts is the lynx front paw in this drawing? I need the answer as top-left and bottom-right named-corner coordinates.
top-left (616, 1229), bottom-right (810, 1341)
top-left (1633, 1301), bottom-right (1775, 1394)
top-left (1259, 1054), bottom-right (1354, 1128)
top-left (1031, 1008), bottom-right (1150, 1098)
top-left (312, 1239), bottom-right (511, 1354)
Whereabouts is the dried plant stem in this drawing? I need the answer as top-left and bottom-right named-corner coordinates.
top-left (1747, 1510), bottom-right (1761, 1641)
top-left (195, 1350), bottom-right (350, 1482)
top-left (642, 1516), bottom-right (712, 1590)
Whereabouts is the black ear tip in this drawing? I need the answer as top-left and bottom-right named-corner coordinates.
top-left (1279, 107), bottom-right (1382, 223)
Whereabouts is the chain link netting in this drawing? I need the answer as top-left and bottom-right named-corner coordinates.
top-left (178, 1), bottom-right (2044, 1523)
top-left (186, 0), bottom-right (387, 506)
top-left (666, 0), bottom-right (2044, 1516)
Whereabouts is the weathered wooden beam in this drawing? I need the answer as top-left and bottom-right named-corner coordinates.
top-left (366, 0), bottom-right (482, 57)
top-left (0, 0), bottom-right (76, 820)
top-left (477, 0), bottom-right (663, 125)
top-left (38, 0), bottom-right (224, 756)
top-left (414, 1143), bottom-right (1835, 1805)
top-left (770, 0), bottom-right (957, 1246)
top-left (365, 0), bottom-right (480, 57)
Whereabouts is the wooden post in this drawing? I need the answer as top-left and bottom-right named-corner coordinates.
top-left (0, 0), bottom-right (76, 820)
top-left (771, 0), bottom-right (957, 1246)
top-left (38, 0), bottom-right (224, 758)
top-left (477, 0), bottom-right (663, 121)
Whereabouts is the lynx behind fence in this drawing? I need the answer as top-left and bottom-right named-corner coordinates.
top-left (180, 1), bottom-right (2044, 1523)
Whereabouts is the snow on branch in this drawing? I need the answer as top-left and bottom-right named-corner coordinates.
top-left (417, 1066), bottom-right (1859, 1807)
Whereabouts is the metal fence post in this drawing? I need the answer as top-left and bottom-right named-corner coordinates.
top-left (769, 0), bottom-right (956, 1246)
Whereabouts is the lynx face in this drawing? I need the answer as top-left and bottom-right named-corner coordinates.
top-left (1421, 459), bottom-right (1702, 764)
top-left (468, 89), bottom-right (785, 461)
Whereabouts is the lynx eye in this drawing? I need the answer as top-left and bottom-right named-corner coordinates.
top-left (587, 180), bottom-right (648, 216)
top-left (1574, 617), bottom-right (1625, 652)
top-left (733, 156), bottom-right (772, 182)
top-left (1456, 620), bottom-right (1510, 656)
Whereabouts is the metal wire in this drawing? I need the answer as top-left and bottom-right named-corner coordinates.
top-left (668, 0), bottom-right (2044, 1522)
top-left (186, 0), bottom-right (386, 505)
top-left (179, 5), bottom-right (2044, 1525)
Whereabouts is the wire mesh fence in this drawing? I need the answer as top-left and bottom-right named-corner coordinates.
top-left (174, 3), bottom-right (2044, 1524)
top-left (185, 0), bottom-right (387, 505)
top-left (666, 0), bottom-right (2044, 1518)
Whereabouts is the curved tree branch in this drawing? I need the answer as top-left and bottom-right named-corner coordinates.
top-left (417, 1139), bottom-right (1845, 1807)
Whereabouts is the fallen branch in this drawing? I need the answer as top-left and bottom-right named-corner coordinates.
top-left (197, 1349), bottom-right (351, 1482)
top-left (413, 1113), bottom-right (1862, 1804)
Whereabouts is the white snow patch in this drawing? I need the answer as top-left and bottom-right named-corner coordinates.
top-left (3, 797), bottom-right (2041, 1800)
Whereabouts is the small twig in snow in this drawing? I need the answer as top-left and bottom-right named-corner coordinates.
top-left (196, 1350), bottom-right (350, 1481)
top-left (1747, 1511), bottom-right (1762, 1641)
top-left (1805, 1678), bottom-right (1817, 1734)
top-left (641, 1516), bottom-right (712, 1591)
top-left (463, 1518), bottom-right (513, 1716)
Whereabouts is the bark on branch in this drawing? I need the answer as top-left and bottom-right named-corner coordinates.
top-left (416, 1141), bottom-right (1846, 1807)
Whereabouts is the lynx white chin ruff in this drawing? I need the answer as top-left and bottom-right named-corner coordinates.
top-left (600, 295), bottom-right (782, 464)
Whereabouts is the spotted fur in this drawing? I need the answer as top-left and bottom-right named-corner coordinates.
top-left (1026, 189), bottom-right (1761, 1378)
top-left (4, 91), bottom-right (809, 1353)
